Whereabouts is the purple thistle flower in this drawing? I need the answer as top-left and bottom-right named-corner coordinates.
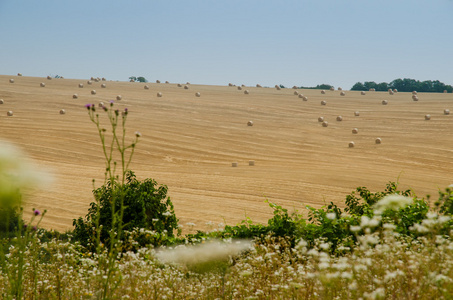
top-left (23, 224), bottom-right (28, 229)
top-left (102, 106), bottom-right (108, 112)
top-left (34, 209), bottom-right (40, 216)
top-left (110, 100), bottom-right (114, 106)
top-left (115, 109), bottom-right (119, 116)
top-left (32, 226), bottom-right (37, 231)
top-left (84, 104), bottom-right (91, 110)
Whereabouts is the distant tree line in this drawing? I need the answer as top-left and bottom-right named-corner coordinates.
top-left (351, 78), bottom-right (453, 93)
top-left (279, 84), bottom-right (334, 90)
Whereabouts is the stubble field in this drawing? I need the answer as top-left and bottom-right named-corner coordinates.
top-left (1, 75), bottom-right (452, 233)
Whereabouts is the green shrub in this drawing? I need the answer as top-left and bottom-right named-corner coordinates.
top-left (73, 171), bottom-right (179, 250)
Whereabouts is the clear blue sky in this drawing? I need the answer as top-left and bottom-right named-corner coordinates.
top-left (1, 0), bottom-right (452, 89)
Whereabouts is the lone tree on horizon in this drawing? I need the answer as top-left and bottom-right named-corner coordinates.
top-left (129, 76), bottom-right (147, 83)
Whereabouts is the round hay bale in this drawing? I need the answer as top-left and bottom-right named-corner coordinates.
top-left (0, 99), bottom-right (4, 104)
top-left (444, 90), bottom-right (447, 93)
top-left (361, 91), bottom-right (366, 95)
top-left (389, 90), bottom-right (394, 95)
top-left (184, 85), bottom-right (189, 90)
top-left (40, 82), bottom-right (45, 87)
top-left (256, 84), bottom-right (262, 88)
top-left (322, 121), bottom-right (328, 127)
top-left (7, 111), bottom-right (13, 116)
top-left (144, 85), bottom-right (150, 90)
top-left (412, 91), bottom-right (417, 95)
top-left (375, 138), bottom-right (382, 144)
top-left (412, 95), bottom-right (419, 101)
top-left (101, 83), bottom-right (106, 88)
top-left (292, 86), bottom-right (298, 89)
top-left (330, 87), bottom-right (334, 91)
top-left (302, 96), bottom-right (308, 101)
top-left (91, 77), bottom-right (95, 80)
top-left (91, 90), bottom-right (96, 95)
top-left (247, 121), bottom-right (253, 126)
top-left (275, 85), bottom-right (281, 90)
top-left (130, 79), bottom-right (135, 82)
top-left (321, 90), bottom-right (326, 94)
top-left (228, 83), bottom-right (233, 87)
top-left (9, 79), bottom-right (14, 83)
top-left (340, 91), bottom-right (346, 96)
top-left (98, 101), bottom-right (104, 107)
top-left (336, 116), bottom-right (343, 121)
top-left (94, 78), bottom-right (100, 82)
top-left (321, 100), bottom-right (327, 105)
top-left (232, 162), bottom-right (238, 167)
top-left (294, 91), bottom-right (299, 95)
top-left (318, 117), bottom-right (324, 122)
top-left (116, 95), bottom-right (122, 101)
top-left (298, 94), bottom-right (304, 98)
top-left (102, 77), bottom-right (106, 81)
top-left (17, 73), bottom-right (22, 76)
top-left (195, 92), bottom-right (201, 97)
top-left (249, 160), bottom-right (255, 166)
top-left (338, 87), bottom-right (342, 91)
top-left (369, 88), bottom-right (376, 91)
top-left (244, 90), bottom-right (249, 94)
top-left (393, 89), bottom-right (398, 93)
top-left (187, 82), bottom-right (191, 85)
top-left (177, 83), bottom-right (182, 87)
top-left (79, 83), bottom-right (84, 88)
top-left (73, 94), bottom-right (78, 99)
top-left (47, 76), bottom-right (52, 80)
top-left (348, 141), bottom-right (355, 148)
top-left (354, 111), bottom-right (360, 116)
top-left (444, 109), bottom-right (450, 115)
top-left (157, 92), bottom-right (162, 97)
top-left (165, 81), bottom-right (169, 84)
top-left (352, 128), bottom-right (359, 134)
top-left (425, 114), bottom-right (431, 120)
top-left (382, 100), bottom-right (388, 105)
top-left (156, 80), bottom-right (161, 83)
top-left (59, 109), bottom-right (66, 115)
top-left (87, 80), bottom-right (92, 85)
top-left (237, 86), bottom-right (242, 90)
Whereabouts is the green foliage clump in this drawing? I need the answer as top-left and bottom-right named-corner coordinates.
top-left (73, 171), bottom-right (179, 250)
top-left (185, 181), bottom-right (451, 254)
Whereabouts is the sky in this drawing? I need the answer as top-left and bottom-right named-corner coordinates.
top-left (1, 0), bottom-right (452, 89)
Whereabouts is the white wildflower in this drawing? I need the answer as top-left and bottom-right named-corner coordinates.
top-left (383, 223), bottom-right (396, 231)
top-left (155, 239), bottom-right (252, 266)
top-left (374, 194), bottom-right (413, 213)
top-left (319, 243), bottom-right (330, 250)
top-left (427, 212), bottom-right (438, 219)
top-left (350, 225), bottom-right (361, 232)
top-left (326, 212), bottom-right (336, 220)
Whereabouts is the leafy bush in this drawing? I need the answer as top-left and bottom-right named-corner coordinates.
top-left (73, 171), bottom-right (179, 250)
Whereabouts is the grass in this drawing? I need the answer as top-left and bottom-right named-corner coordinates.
top-left (1, 222), bottom-right (453, 299)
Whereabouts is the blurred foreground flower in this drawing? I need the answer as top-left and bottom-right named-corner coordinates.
top-left (374, 194), bottom-right (413, 214)
top-left (156, 240), bottom-right (253, 273)
top-left (0, 140), bottom-right (51, 209)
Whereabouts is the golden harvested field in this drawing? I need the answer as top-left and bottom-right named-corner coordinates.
top-left (1, 75), bottom-right (452, 233)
